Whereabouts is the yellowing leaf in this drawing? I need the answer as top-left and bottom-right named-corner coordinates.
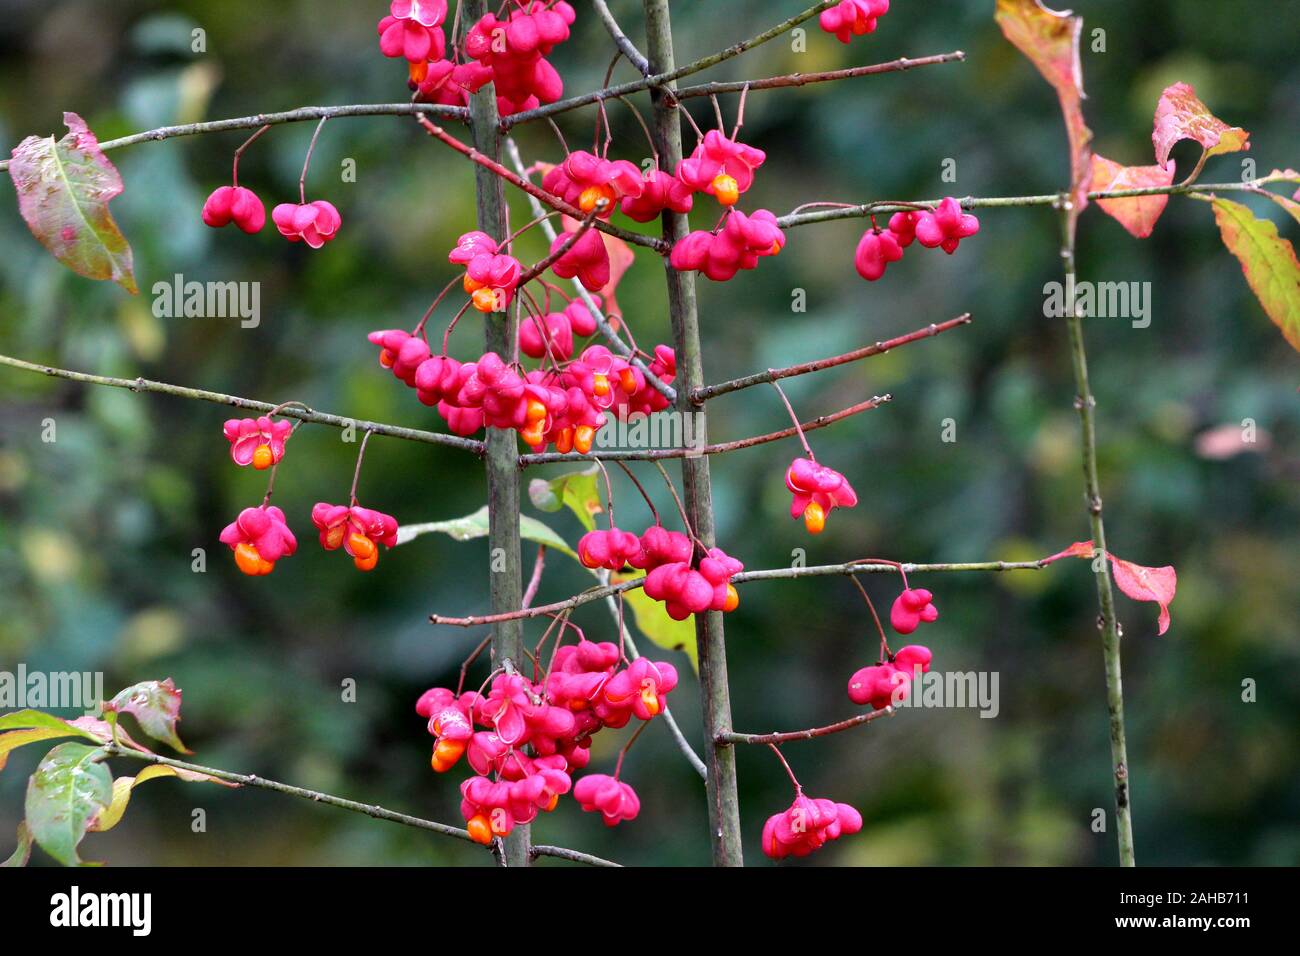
top-left (91, 764), bottom-right (236, 834)
top-left (1211, 198), bottom-right (1300, 351)
top-left (996, 0), bottom-right (1093, 230)
top-left (1, 823), bottom-right (33, 868)
top-left (1152, 82), bottom-right (1250, 169)
top-left (1090, 154), bottom-right (1176, 238)
top-left (0, 728), bottom-right (77, 772)
top-left (7, 112), bottom-right (137, 294)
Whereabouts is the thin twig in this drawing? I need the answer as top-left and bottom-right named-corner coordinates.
top-left (591, 0), bottom-right (650, 75)
top-left (693, 315), bottom-right (971, 402)
top-left (0, 353), bottom-right (485, 454)
top-left (0, 103), bottom-right (468, 173)
top-left (673, 51), bottom-right (965, 101)
top-left (518, 394), bottom-right (891, 465)
top-left (103, 744), bottom-right (477, 843)
top-left (530, 844), bottom-right (622, 866)
top-left (501, 0), bottom-right (843, 129)
top-left (522, 545), bottom-right (547, 609)
top-left (416, 115), bottom-right (668, 253)
top-left (429, 558), bottom-right (1048, 627)
top-left (775, 176), bottom-right (1298, 229)
top-left (719, 706), bottom-right (895, 745)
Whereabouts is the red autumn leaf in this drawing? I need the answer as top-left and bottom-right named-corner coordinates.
top-left (1152, 82), bottom-right (1250, 170)
top-left (7, 112), bottom-right (137, 294)
top-left (1040, 541), bottom-right (1177, 635)
top-left (995, 0), bottom-right (1093, 231)
top-left (1090, 153), bottom-right (1176, 238)
top-left (102, 678), bottom-right (190, 753)
top-left (1107, 553), bottom-right (1177, 636)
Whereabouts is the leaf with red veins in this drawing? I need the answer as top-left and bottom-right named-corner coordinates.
top-left (7, 112), bottom-right (138, 294)
top-left (995, 0), bottom-right (1093, 230)
top-left (1152, 82), bottom-right (1250, 170)
top-left (103, 678), bottom-right (191, 754)
top-left (1090, 154), bottom-right (1176, 238)
top-left (1107, 554), bottom-right (1177, 636)
top-left (1212, 198), bottom-right (1300, 352)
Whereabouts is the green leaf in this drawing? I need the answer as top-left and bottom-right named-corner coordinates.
top-left (0, 711), bottom-right (157, 771)
top-left (397, 505), bottom-right (579, 561)
top-left (528, 466), bottom-right (604, 532)
top-left (103, 678), bottom-right (189, 753)
top-left (613, 572), bottom-right (698, 669)
top-left (91, 764), bottom-right (236, 834)
top-left (24, 742), bottom-right (113, 866)
top-left (1, 823), bottom-right (33, 868)
top-left (7, 112), bottom-right (138, 294)
top-left (1211, 198), bottom-right (1300, 351)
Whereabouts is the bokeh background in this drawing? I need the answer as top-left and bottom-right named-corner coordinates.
top-left (1, 0), bottom-right (1297, 866)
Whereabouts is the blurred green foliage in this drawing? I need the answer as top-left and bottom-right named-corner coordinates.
top-left (1, 0), bottom-right (1297, 866)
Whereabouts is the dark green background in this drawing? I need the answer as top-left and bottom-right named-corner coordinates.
top-left (1, 0), bottom-right (1296, 866)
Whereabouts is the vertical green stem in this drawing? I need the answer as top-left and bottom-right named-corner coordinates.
top-left (465, 0), bottom-right (528, 868)
top-left (1058, 201), bottom-right (1135, 866)
top-left (642, 0), bottom-right (744, 866)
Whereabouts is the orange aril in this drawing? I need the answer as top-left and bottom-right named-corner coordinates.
top-left (712, 172), bottom-right (740, 206)
top-left (578, 184), bottom-right (615, 213)
top-left (348, 532), bottom-right (377, 560)
top-left (234, 542), bottom-right (272, 576)
top-left (803, 501), bottom-right (826, 535)
top-left (723, 583), bottom-right (740, 612)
